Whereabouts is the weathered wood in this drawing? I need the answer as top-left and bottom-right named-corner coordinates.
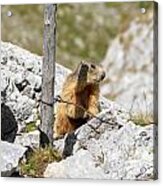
top-left (40, 4), bottom-right (57, 143)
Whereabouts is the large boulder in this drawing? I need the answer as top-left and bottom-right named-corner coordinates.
top-left (1, 141), bottom-right (27, 177)
top-left (101, 12), bottom-right (154, 116)
top-left (45, 105), bottom-right (157, 180)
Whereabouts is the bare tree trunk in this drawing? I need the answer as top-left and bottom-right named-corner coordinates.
top-left (40, 4), bottom-right (57, 144)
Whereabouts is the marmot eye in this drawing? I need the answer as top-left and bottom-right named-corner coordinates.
top-left (90, 64), bottom-right (96, 69)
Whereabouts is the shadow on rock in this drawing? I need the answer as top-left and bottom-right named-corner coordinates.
top-left (1, 103), bottom-right (18, 143)
top-left (62, 132), bottom-right (77, 159)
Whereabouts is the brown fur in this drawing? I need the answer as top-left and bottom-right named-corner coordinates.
top-left (53, 61), bottom-right (105, 138)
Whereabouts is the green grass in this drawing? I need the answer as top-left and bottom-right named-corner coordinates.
top-left (20, 145), bottom-right (62, 177)
top-left (23, 122), bottom-right (37, 133)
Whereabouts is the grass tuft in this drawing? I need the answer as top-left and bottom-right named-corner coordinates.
top-left (20, 145), bottom-right (62, 177)
top-left (131, 113), bottom-right (154, 126)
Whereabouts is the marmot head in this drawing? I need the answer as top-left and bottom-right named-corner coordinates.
top-left (87, 62), bottom-right (105, 84)
top-left (75, 61), bottom-right (105, 85)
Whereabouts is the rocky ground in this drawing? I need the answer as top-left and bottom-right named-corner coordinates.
top-left (1, 41), bottom-right (70, 140)
top-left (46, 121), bottom-right (157, 180)
top-left (1, 42), bottom-right (157, 179)
top-left (1, 42), bottom-right (70, 176)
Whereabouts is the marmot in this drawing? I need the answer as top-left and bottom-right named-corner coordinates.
top-left (53, 61), bottom-right (105, 138)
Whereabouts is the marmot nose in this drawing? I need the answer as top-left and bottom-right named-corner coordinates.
top-left (101, 71), bottom-right (105, 80)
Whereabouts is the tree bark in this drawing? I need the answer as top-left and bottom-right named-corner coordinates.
top-left (40, 4), bottom-right (57, 144)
